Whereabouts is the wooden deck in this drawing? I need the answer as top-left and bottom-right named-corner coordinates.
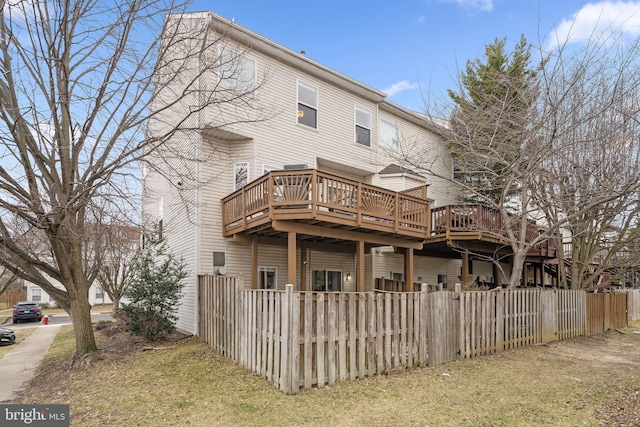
top-left (429, 204), bottom-right (557, 258)
top-left (222, 169), bottom-right (431, 245)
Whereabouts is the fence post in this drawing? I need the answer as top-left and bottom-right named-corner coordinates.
top-left (455, 284), bottom-right (464, 360)
top-left (540, 290), bottom-right (558, 343)
top-left (419, 284), bottom-right (428, 367)
top-left (279, 284), bottom-right (292, 393)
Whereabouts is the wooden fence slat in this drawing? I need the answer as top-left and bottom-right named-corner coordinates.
top-left (358, 293), bottom-right (367, 378)
top-left (348, 295), bottom-right (357, 380)
top-left (338, 294), bottom-right (347, 381)
top-left (197, 275), bottom-right (633, 395)
top-left (304, 293), bottom-right (313, 390)
top-left (327, 294), bottom-right (337, 386)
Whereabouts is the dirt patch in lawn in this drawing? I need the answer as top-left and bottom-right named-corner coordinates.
top-left (11, 321), bottom-right (640, 426)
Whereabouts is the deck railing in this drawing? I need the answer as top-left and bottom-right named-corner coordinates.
top-left (222, 169), bottom-right (431, 239)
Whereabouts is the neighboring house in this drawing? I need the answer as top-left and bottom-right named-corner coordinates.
top-left (144, 11), bottom-right (556, 335)
top-left (25, 224), bottom-right (140, 308)
top-left (26, 280), bottom-right (111, 307)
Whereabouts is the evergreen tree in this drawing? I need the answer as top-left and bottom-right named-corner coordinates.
top-left (448, 35), bottom-right (537, 206)
top-left (121, 234), bottom-right (187, 341)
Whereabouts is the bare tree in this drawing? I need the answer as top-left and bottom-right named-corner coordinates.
top-left (409, 29), bottom-right (640, 289)
top-left (0, 2), bottom-right (270, 358)
top-left (534, 32), bottom-right (640, 289)
top-left (404, 36), bottom-right (547, 288)
top-left (96, 224), bottom-right (140, 313)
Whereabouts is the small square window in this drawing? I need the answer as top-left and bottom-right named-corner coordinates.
top-left (234, 162), bottom-right (249, 190)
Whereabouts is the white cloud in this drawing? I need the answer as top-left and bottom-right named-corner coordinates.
top-left (440, 0), bottom-right (494, 12)
top-left (548, 1), bottom-right (640, 50)
top-left (383, 80), bottom-right (419, 97)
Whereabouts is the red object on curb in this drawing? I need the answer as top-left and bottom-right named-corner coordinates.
top-left (43, 316), bottom-right (49, 325)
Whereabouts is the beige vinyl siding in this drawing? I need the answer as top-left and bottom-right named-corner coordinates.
top-left (375, 111), bottom-right (459, 206)
top-left (416, 257), bottom-right (462, 289)
top-left (372, 251), bottom-right (404, 282)
top-left (202, 39), bottom-right (385, 180)
top-left (143, 130), bottom-right (201, 334)
top-left (149, 14), bottom-right (463, 336)
top-left (306, 251), bottom-right (357, 292)
top-left (372, 251), bottom-right (464, 289)
top-left (198, 138), bottom-right (231, 276)
top-left (378, 174), bottom-right (426, 193)
top-left (225, 242), bottom-right (295, 289)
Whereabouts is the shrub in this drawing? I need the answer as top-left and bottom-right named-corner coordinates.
top-left (121, 234), bottom-right (187, 341)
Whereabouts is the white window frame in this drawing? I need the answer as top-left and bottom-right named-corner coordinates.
top-left (31, 287), bottom-right (42, 302)
top-left (379, 119), bottom-right (399, 151)
top-left (234, 162), bottom-right (249, 190)
top-left (219, 46), bottom-right (257, 93)
top-left (355, 105), bottom-right (371, 147)
top-left (297, 80), bottom-right (318, 129)
top-left (95, 286), bottom-right (104, 301)
top-left (258, 267), bottom-right (277, 290)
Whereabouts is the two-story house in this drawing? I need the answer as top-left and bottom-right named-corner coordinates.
top-left (144, 11), bottom-right (532, 335)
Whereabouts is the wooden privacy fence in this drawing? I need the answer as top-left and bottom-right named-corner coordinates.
top-left (628, 290), bottom-right (640, 321)
top-left (586, 292), bottom-right (628, 334)
top-left (198, 275), bottom-right (631, 395)
top-left (0, 288), bottom-right (27, 308)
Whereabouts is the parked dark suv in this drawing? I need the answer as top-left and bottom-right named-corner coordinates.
top-left (13, 301), bottom-right (42, 323)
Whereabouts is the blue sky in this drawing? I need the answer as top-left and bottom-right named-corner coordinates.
top-left (192, 1), bottom-right (640, 111)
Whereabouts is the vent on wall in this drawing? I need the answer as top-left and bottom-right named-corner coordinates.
top-left (213, 252), bottom-right (226, 266)
top-left (283, 164), bottom-right (308, 170)
top-left (213, 252), bottom-right (226, 275)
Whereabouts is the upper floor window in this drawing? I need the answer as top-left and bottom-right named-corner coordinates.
top-left (379, 119), bottom-right (399, 151)
top-left (297, 80), bottom-right (318, 129)
top-left (219, 47), bottom-right (256, 92)
top-left (355, 106), bottom-right (371, 146)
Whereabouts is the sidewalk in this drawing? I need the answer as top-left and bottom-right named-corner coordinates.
top-left (0, 324), bottom-right (61, 402)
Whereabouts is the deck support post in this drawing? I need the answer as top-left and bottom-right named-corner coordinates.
top-left (357, 240), bottom-right (365, 292)
top-left (461, 250), bottom-right (469, 287)
top-left (405, 248), bottom-right (414, 292)
top-left (300, 244), bottom-right (307, 291)
top-left (288, 231), bottom-right (297, 287)
top-left (251, 236), bottom-right (258, 289)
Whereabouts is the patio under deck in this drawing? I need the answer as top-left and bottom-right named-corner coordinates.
top-left (423, 204), bottom-right (558, 286)
top-left (222, 169), bottom-right (431, 291)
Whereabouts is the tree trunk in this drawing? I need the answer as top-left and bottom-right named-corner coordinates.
top-left (69, 295), bottom-right (98, 355)
top-left (508, 251), bottom-right (526, 288)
